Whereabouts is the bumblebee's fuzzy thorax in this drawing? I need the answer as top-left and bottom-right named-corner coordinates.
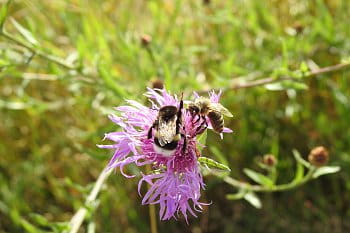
top-left (195, 97), bottom-right (211, 115)
top-left (158, 106), bottom-right (178, 121)
top-left (147, 96), bottom-right (185, 156)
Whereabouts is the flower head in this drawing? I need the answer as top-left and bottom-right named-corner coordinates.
top-left (308, 146), bottom-right (329, 167)
top-left (99, 88), bottom-right (231, 222)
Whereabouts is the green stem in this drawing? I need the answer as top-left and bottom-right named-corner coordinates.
top-left (212, 167), bottom-right (316, 193)
top-left (149, 201), bottom-right (158, 233)
top-left (65, 168), bottom-right (112, 233)
top-left (146, 164), bottom-right (158, 233)
top-left (0, 29), bottom-right (77, 70)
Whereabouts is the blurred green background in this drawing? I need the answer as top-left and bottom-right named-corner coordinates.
top-left (0, 0), bottom-right (349, 232)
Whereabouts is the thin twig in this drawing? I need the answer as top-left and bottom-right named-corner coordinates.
top-left (230, 61), bottom-right (350, 90)
top-left (65, 168), bottom-right (112, 233)
top-left (0, 30), bottom-right (77, 70)
top-left (196, 61), bottom-right (350, 95)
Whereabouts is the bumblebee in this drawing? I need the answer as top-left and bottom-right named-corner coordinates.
top-left (148, 97), bottom-right (185, 156)
top-left (188, 97), bottom-right (233, 134)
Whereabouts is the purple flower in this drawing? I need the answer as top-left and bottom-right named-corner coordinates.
top-left (98, 88), bottom-right (231, 222)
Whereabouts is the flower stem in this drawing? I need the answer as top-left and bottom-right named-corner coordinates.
top-left (149, 200), bottom-right (158, 233)
top-left (65, 168), bottom-right (112, 233)
top-left (146, 164), bottom-right (158, 233)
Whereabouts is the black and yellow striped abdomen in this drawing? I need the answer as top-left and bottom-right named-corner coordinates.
top-left (208, 111), bottom-right (224, 133)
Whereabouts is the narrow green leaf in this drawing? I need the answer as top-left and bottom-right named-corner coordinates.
top-left (312, 166), bottom-right (340, 178)
top-left (281, 81), bottom-right (308, 90)
top-left (292, 149), bottom-right (310, 168)
top-left (265, 81), bottom-right (308, 91)
top-left (0, 100), bottom-right (30, 110)
top-left (264, 82), bottom-right (284, 91)
top-left (0, 59), bottom-right (11, 68)
top-left (315, 0), bottom-right (334, 41)
top-left (97, 63), bottom-right (128, 97)
top-left (19, 218), bottom-right (46, 233)
top-left (0, 200), bottom-right (9, 214)
top-left (163, 63), bottom-right (172, 90)
top-left (281, 39), bottom-right (289, 68)
top-left (29, 213), bottom-right (50, 227)
top-left (0, 9), bottom-right (7, 29)
top-left (0, 0), bottom-right (12, 30)
top-left (51, 222), bottom-right (69, 233)
top-left (226, 189), bottom-right (246, 200)
top-left (209, 145), bottom-right (229, 165)
top-left (243, 168), bottom-right (274, 187)
top-left (292, 158), bottom-right (304, 183)
top-left (300, 61), bottom-right (309, 73)
top-left (198, 156), bottom-right (231, 172)
top-left (226, 193), bottom-right (244, 200)
top-left (0, 1), bottom-right (10, 31)
top-left (10, 18), bottom-right (38, 45)
top-left (64, 177), bottom-right (92, 194)
top-left (243, 192), bottom-right (262, 209)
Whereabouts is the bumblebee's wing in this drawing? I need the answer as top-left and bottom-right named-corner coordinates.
top-left (211, 103), bottom-right (233, 117)
top-left (157, 117), bottom-right (177, 146)
top-left (183, 100), bottom-right (193, 106)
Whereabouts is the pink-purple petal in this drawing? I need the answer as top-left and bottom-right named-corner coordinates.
top-left (98, 88), bottom-right (233, 222)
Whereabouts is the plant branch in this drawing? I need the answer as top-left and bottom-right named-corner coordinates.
top-left (0, 29), bottom-right (77, 70)
top-left (196, 61), bottom-right (350, 95)
top-left (230, 61), bottom-right (350, 90)
top-left (211, 167), bottom-right (316, 193)
top-left (65, 168), bottom-right (112, 233)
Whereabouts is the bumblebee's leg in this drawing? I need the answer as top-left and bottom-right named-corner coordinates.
top-left (195, 115), bottom-right (208, 135)
top-left (203, 115), bottom-right (208, 127)
top-left (196, 124), bottom-right (206, 135)
top-left (176, 93), bottom-right (184, 134)
top-left (202, 115), bottom-right (208, 131)
top-left (194, 114), bottom-right (201, 123)
top-left (147, 121), bottom-right (157, 139)
top-left (188, 105), bottom-right (200, 123)
top-left (147, 127), bottom-right (153, 139)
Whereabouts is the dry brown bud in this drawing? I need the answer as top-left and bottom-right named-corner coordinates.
top-left (308, 146), bottom-right (329, 167)
top-left (151, 79), bottom-right (164, 89)
top-left (203, 0), bottom-right (211, 5)
top-left (263, 154), bottom-right (277, 167)
top-left (141, 34), bottom-right (152, 47)
top-left (293, 22), bottom-right (304, 34)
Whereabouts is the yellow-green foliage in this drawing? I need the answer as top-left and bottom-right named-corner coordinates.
top-left (0, 0), bottom-right (349, 232)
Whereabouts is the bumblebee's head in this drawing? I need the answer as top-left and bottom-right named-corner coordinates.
top-left (159, 106), bottom-right (178, 121)
top-left (188, 104), bottom-right (200, 115)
